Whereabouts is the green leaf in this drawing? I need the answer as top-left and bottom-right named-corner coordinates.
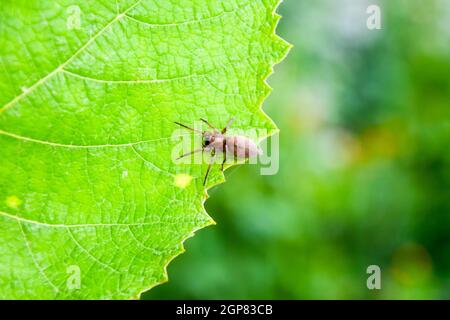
top-left (0, 0), bottom-right (290, 299)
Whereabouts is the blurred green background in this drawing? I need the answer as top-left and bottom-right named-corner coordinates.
top-left (144, 0), bottom-right (450, 299)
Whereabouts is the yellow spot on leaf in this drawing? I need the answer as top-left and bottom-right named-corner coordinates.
top-left (174, 174), bottom-right (193, 189)
top-left (6, 195), bottom-right (22, 209)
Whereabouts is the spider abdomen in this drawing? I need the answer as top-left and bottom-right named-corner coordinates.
top-left (225, 136), bottom-right (262, 159)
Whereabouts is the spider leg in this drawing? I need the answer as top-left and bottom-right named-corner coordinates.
top-left (203, 149), bottom-right (217, 186)
top-left (221, 140), bottom-right (227, 172)
top-left (177, 148), bottom-right (203, 160)
top-left (221, 117), bottom-right (235, 134)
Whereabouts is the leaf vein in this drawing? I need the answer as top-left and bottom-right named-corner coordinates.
top-left (17, 221), bottom-right (59, 292)
top-left (1, 210), bottom-right (166, 228)
top-left (61, 69), bottom-right (204, 84)
top-left (66, 228), bottom-right (121, 274)
top-left (0, 129), bottom-right (189, 148)
top-left (0, 0), bottom-right (143, 114)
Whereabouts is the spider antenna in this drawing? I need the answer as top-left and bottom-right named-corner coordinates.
top-left (200, 118), bottom-right (217, 130)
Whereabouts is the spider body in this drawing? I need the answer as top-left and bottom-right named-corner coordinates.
top-left (175, 118), bottom-right (262, 185)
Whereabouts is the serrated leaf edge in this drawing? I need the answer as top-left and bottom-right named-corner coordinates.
top-left (134, 0), bottom-right (292, 300)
